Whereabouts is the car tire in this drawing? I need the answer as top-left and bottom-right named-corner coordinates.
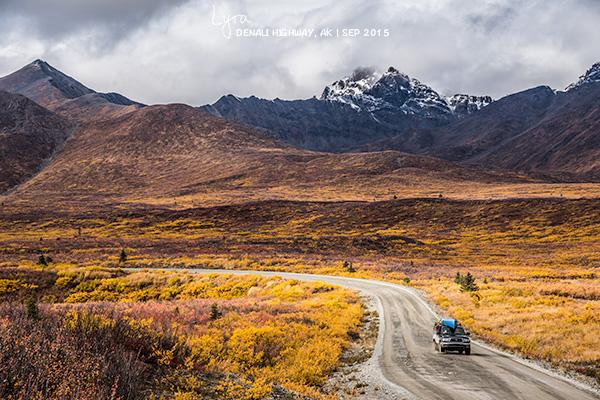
top-left (459, 349), bottom-right (464, 354)
top-left (440, 347), bottom-right (445, 353)
top-left (465, 348), bottom-right (471, 355)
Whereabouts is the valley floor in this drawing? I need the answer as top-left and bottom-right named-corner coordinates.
top-left (1, 197), bottom-right (599, 397)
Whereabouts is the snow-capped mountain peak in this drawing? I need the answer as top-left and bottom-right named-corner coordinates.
top-left (566, 62), bottom-right (600, 91)
top-left (320, 67), bottom-right (381, 110)
top-left (321, 66), bottom-right (492, 118)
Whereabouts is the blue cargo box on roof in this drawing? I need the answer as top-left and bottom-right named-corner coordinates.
top-left (441, 318), bottom-right (457, 329)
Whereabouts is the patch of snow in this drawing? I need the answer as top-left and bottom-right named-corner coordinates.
top-left (566, 62), bottom-right (600, 91)
top-left (445, 93), bottom-right (493, 114)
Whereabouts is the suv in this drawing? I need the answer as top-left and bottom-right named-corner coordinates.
top-left (433, 318), bottom-right (471, 355)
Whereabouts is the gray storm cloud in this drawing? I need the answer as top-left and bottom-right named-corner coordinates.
top-left (0, 0), bottom-right (189, 40)
top-left (0, 0), bottom-right (598, 105)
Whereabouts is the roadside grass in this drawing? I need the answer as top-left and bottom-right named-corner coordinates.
top-left (0, 265), bottom-right (362, 399)
top-left (413, 277), bottom-right (600, 381)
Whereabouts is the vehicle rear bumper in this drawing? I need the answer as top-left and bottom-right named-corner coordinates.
top-left (440, 344), bottom-right (470, 351)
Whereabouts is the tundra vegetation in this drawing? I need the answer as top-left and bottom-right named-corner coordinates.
top-left (0, 264), bottom-right (363, 399)
top-left (0, 197), bottom-right (599, 387)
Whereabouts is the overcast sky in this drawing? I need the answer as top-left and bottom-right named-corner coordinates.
top-left (0, 0), bottom-right (599, 105)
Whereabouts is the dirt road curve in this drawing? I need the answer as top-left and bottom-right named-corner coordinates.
top-left (161, 269), bottom-right (599, 400)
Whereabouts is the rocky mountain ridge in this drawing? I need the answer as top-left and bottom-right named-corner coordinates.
top-left (320, 66), bottom-right (492, 119)
top-left (0, 59), bottom-right (144, 120)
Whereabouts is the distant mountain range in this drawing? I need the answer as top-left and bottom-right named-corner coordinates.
top-left (201, 62), bottom-right (600, 179)
top-left (200, 66), bottom-right (492, 151)
top-left (362, 70), bottom-right (600, 179)
top-left (0, 60), bottom-right (531, 209)
top-left (0, 59), bottom-right (598, 208)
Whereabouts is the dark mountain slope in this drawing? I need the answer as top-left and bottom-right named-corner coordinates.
top-left (363, 86), bottom-right (557, 159)
top-left (0, 91), bottom-right (71, 193)
top-left (483, 82), bottom-right (600, 178)
top-left (201, 95), bottom-right (401, 151)
top-left (204, 62), bottom-right (600, 180)
top-left (361, 63), bottom-right (600, 180)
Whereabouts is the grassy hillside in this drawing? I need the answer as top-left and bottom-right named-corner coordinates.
top-left (7, 102), bottom-right (600, 212)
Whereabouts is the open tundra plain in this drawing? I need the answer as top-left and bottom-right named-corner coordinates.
top-left (1, 197), bottom-right (599, 399)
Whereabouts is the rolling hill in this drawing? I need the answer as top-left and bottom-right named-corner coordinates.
top-left (4, 103), bottom-right (536, 210)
